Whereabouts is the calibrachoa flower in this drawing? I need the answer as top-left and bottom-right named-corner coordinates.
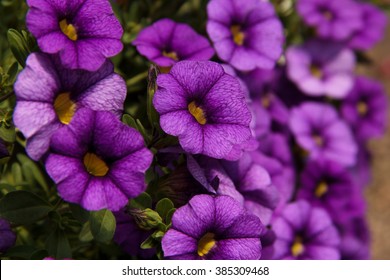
top-left (286, 40), bottom-right (355, 99)
top-left (26, 0), bottom-right (123, 71)
top-left (45, 108), bottom-right (153, 211)
top-left (153, 60), bottom-right (252, 159)
top-left (114, 210), bottom-right (155, 258)
top-left (133, 19), bottom-right (214, 68)
top-left (341, 76), bottom-right (387, 142)
top-left (348, 3), bottom-right (387, 51)
top-left (13, 53), bottom-right (126, 160)
top-left (297, 0), bottom-right (362, 41)
top-left (162, 194), bottom-right (264, 260)
top-left (297, 160), bottom-right (363, 223)
top-left (289, 102), bottom-right (357, 167)
top-left (338, 217), bottom-right (370, 260)
top-left (272, 200), bottom-right (341, 260)
top-left (0, 219), bottom-right (16, 253)
top-left (207, 0), bottom-right (283, 71)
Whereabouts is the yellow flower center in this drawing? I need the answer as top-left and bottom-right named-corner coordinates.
top-left (162, 50), bottom-right (179, 61)
top-left (230, 25), bottom-right (245, 46)
top-left (312, 134), bottom-right (324, 147)
top-left (59, 19), bottom-right (78, 41)
top-left (357, 101), bottom-right (368, 116)
top-left (291, 236), bottom-right (305, 257)
top-left (310, 64), bottom-right (323, 79)
top-left (261, 95), bottom-right (272, 108)
top-left (188, 101), bottom-right (207, 125)
top-left (83, 153), bottom-right (109, 177)
top-left (198, 232), bottom-right (216, 257)
top-left (315, 181), bottom-right (328, 198)
top-left (54, 92), bottom-right (76, 125)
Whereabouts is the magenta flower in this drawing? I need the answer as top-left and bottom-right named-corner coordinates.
top-left (162, 194), bottom-right (264, 260)
top-left (341, 76), bottom-right (387, 142)
top-left (153, 60), bottom-right (252, 159)
top-left (297, 0), bottom-right (363, 40)
top-left (289, 102), bottom-right (357, 167)
top-left (272, 200), bottom-right (340, 260)
top-left (348, 3), bottom-right (387, 50)
top-left (133, 18), bottom-right (214, 67)
top-left (13, 53), bottom-right (126, 161)
top-left (207, 0), bottom-right (283, 71)
top-left (26, 0), bottom-right (123, 71)
top-left (45, 109), bottom-right (153, 211)
top-left (286, 40), bottom-right (355, 99)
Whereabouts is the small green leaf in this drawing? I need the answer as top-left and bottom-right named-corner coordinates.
top-left (0, 190), bottom-right (52, 224)
top-left (89, 209), bottom-right (116, 243)
top-left (129, 192), bottom-right (152, 210)
top-left (140, 235), bottom-right (158, 249)
top-left (17, 153), bottom-right (49, 194)
top-left (6, 62), bottom-right (19, 85)
top-left (45, 227), bottom-right (72, 259)
top-left (122, 114), bottom-right (137, 129)
top-left (151, 230), bottom-right (165, 240)
top-left (7, 29), bottom-right (30, 67)
top-left (166, 208), bottom-right (176, 226)
top-left (0, 125), bottom-right (16, 143)
top-left (5, 245), bottom-right (39, 259)
top-left (79, 221), bottom-right (94, 242)
top-left (155, 198), bottom-right (174, 222)
top-left (30, 249), bottom-right (49, 260)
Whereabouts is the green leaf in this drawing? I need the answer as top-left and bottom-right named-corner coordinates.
top-left (0, 190), bottom-right (52, 224)
top-left (0, 125), bottom-right (15, 143)
top-left (17, 153), bottom-right (49, 194)
top-left (45, 227), bottom-right (72, 259)
top-left (140, 235), bottom-right (158, 249)
top-left (147, 64), bottom-right (160, 128)
top-left (6, 62), bottom-right (19, 85)
top-left (165, 208), bottom-right (176, 226)
top-left (89, 209), bottom-right (116, 243)
top-left (129, 192), bottom-right (152, 210)
top-left (4, 245), bottom-right (39, 259)
top-left (7, 29), bottom-right (30, 67)
top-left (79, 221), bottom-right (94, 242)
top-left (30, 249), bottom-right (49, 260)
top-left (122, 114), bottom-right (137, 129)
top-left (155, 198), bottom-right (174, 222)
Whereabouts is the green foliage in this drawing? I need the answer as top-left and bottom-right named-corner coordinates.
top-left (0, 190), bottom-right (52, 225)
top-left (89, 209), bottom-right (116, 243)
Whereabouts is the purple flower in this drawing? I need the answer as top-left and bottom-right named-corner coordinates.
top-left (207, 0), bottom-right (283, 71)
top-left (341, 76), bottom-right (387, 142)
top-left (26, 0), bottom-right (123, 71)
top-left (187, 153), bottom-right (279, 225)
top-left (289, 102), bottom-right (357, 167)
top-left (348, 3), bottom-right (387, 50)
top-left (162, 194), bottom-right (264, 260)
top-left (114, 210), bottom-right (155, 258)
top-left (286, 40), bottom-right (355, 99)
top-left (297, 160), bottom-right (364, 223)
top-left (272, 200), bottom-right (340, 260)
top-left (153, 60), bottom-right (252, 159)
top-left (0, 219), bottom-right (16, 253)
top-left (13, 53), bottom-right (126, 161)
top-left (45, 109), bottom-right (153, 211)
top-left (297, 0), bottom-right (363, 40)
top-left (133, 19), bottom-right (214, 68)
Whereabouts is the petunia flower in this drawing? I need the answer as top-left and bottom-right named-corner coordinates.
top-left (341, 76), bottom-right (387, 142)
top-left (289, 102), bottom-right (357, 167)
top-left (0, 219), bottom-right (16, 253)
top-left (153, 60), bottom-right (252, 159)
top-left (13, 53), bottom-right (126, 161)
top-left (207, 0), bottom-right (283, 71)
top-left (297, 159), bottom-right (364, 223)
top-left (272, 200), bottom-right (340, 260)
top-left (26, 0), bottom-right (123, 71)
top-left (162, 194), bottom-right (264, 260)
top-left (45, 108), bottom-right (153, 211)
top-left (133, 18), bottom-right (214, 68)
top-left (348, 3), bottom-right (387, 51)
top-left (297, 0), bottom-right (363, 41)
top-left (286, 40), bottom-right (355, 99)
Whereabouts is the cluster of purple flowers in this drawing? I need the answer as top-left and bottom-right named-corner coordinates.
top-left (6, 0), bottom-right (387, 260)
